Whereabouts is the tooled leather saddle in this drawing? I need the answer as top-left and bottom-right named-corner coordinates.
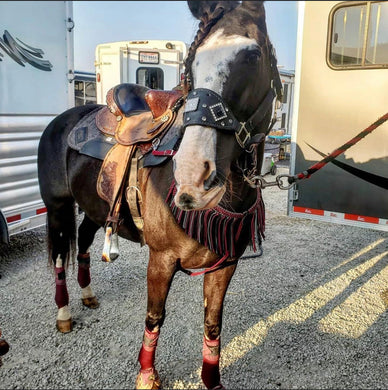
top-left (98, 84), bottom-right (183, 254)
top-left (67, 83), bottom-right (184, 260)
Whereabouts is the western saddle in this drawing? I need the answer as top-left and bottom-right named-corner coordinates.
top-left (95, 83), bottom-right (183, 260)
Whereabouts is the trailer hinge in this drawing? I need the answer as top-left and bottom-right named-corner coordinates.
top-left (67, 17), bottom-right (75, 32)
top-left (67, 69), bottom-right (75, 83)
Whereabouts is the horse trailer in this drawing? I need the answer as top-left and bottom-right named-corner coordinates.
top-left (95, 40), bottom-right (188, 104)
top-left (0, 1), bottom-right (75, 243)
top-left (289, 1), bottom-right (388, 231)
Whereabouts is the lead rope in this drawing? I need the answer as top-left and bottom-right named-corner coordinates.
top-left (245, 112), bottom-right (388, 190)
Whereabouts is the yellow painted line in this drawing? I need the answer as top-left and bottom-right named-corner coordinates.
top-left (171, 250), bottom-right (387, 388)
top-left (319, 264), bottom-right (388, 338)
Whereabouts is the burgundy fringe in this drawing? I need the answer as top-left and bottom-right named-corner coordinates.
top-left (165, 182), bottom-right (265, 260)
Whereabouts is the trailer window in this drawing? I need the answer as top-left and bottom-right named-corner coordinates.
top-left (136, 67), bottom-right (164, 89)
top-left (328, 1), bottom-right (388, 69)
top-left (75, 80), bottom-right (97, 106)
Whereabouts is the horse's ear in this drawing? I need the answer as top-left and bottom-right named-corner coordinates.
top-left (187, 1), bottom-right (240, 21)
top-left (241, 1), bottom-right (267, 34)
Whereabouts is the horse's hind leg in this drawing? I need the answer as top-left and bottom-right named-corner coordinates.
top-left (77, 214), bottom-right (100, 309)
top-left (136, 250), bottom-right (176, 390)
top-left (202, 264), bottom-right (237, 390)
top-left (47, 200), bottom-right (77, 333)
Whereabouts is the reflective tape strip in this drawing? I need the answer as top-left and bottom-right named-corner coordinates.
top-left (36, 207), bottom-right (47, 215)
top-left (293, 206), bottom-right (388, 226)
top-left (6, 207), bottom-right (47, 224)
top-left (345, 213), bottom-right (379, 224)
top-left (293, 206), bottom-right (324, 216)
top-left (6, 214), bottom-right (21, 223)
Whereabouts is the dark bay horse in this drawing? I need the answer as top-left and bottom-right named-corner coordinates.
top-left (38, 1), bottom-right (282, 388)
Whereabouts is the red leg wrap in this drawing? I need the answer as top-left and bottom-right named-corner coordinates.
top-left (202, 337), bottom-right (221, 389)
top-left (138, 328), bottom-right (160, 371)
top-left (55, 267), bottom-right (69, 309)
top-left (77, 253), bottom-right (91, 289)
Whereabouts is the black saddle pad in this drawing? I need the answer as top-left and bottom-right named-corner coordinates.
top-left (68, 105), bottom-right (181, 167)
top-left (67, 106), bottom-right (116, 160)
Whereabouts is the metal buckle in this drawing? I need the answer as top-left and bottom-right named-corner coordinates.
top-left (152, 138), bottom-right (160, 150)
top-left (235, 122), bottom-right (251, 148)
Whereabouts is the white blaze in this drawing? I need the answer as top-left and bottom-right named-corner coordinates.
top-left (192, 29), bottom-right (258, 93)
top-left (175, 29), bottom-right (258, 186)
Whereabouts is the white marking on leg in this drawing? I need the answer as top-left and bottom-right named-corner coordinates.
top-left (57, 305), bottom-right (71, 321)
top-left (55, 255), bottom-right (63, 268)
top-left (81, 285), bottom-right (94, 299)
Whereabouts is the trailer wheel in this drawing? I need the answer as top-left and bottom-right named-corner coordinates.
top-left (270, 164), bottom-right (277, 175)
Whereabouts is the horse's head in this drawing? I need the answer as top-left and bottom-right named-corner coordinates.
top-left (173, 0), bottom-right (279, 210)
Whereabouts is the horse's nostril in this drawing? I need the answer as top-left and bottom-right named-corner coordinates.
top-left (204, 170), bottom-right (217, 191)
top-left (179, 193), bottom-right (195, 208)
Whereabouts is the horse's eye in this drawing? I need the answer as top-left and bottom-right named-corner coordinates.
top-left (247, 50), bottom-right (261, 65)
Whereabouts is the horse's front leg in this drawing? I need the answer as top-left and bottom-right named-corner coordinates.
top-left (202, 263), bottom-right (237, 390)
top-left (136, 250), bottom-right (176, 390)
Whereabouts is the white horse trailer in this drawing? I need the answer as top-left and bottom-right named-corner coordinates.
top-left (0, 1), bottom-right (74, 243)
top-left (95, 40), bottom-right (188, 104)
top-left (289, 1), bottom-right (388, 231)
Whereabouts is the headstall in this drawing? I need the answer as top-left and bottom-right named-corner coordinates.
top-left (182, 44), bottom-right (282, 150)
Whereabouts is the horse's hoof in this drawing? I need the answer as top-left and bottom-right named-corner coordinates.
top-left (0, 340), bottom-right (10, 356)
top-left (56, 318), bottom-right (73, 333)
top-left (212, 385), bottom-right (226, 390)
top-left (135, 368), bottom-right (161, 389)
top-left (109, 251), bottom-right (119, 261)
top-left (82, 296), bottom-right (100, 309)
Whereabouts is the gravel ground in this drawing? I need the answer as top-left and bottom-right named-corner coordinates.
top-left (0, 165), bottom-right (387, 389)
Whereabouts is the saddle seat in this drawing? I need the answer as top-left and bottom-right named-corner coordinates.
top-left (96, 83), bottom-right (183, 144)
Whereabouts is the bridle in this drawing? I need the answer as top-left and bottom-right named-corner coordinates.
top-left (182, 43), bottom-right (283, 150)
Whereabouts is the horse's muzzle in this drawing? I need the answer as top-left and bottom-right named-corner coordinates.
top-left (174, 184), bottom-right (226, 211)
top-left (177, 192), bottom-right (196, 210)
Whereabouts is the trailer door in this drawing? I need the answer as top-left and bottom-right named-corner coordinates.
top-left (95, 45), bottom-right (121, 104)
top-left (289, 1), bottom-right (388, 231)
